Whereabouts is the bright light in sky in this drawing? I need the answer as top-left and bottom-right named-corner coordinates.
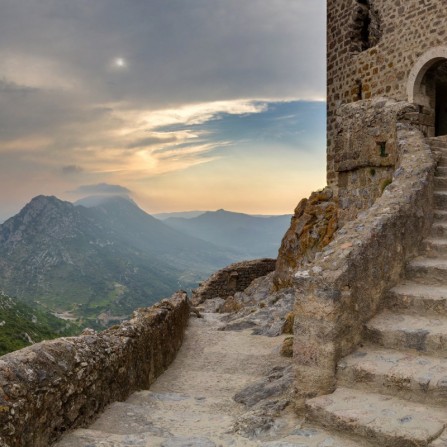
top-left (113, 57), bottom-right (127, 68)
top-left (0, 0), bottom-right (326, 222)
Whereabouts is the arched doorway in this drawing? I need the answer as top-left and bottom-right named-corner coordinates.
top-left (408, 47), bottom-right (447, 136)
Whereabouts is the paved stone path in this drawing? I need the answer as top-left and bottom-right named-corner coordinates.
top-left (55, 313), bottom-right (368, 447)
top-left (306, 136), bottom-right (447, 447)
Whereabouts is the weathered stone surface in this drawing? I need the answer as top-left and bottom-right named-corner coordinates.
top-left (234, 365), bottom-right (293, 408)
top-left (218, 274), bottom-right (295, 337)
top-left (191, 259), bottom-right (277, 306)
top-left (292, 100), bottom-right (436, 403)
top-left (280, 338), bottom-right (293, 358)
top-left (365, 312), bottom-right (447, 355)
top-left (306, 387), bottom-right (447, 447)
top-left (386, 282), bottom-right (447, 316)
top-left (274, 188), bottom-right (338, 289)
top-left (338, 346), bottom-right (447, 405)
top-left (0, 292), bottom-right (190, 447)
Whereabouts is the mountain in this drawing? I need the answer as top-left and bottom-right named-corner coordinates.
top-left (0, 292), bottom-right (79, 356)
top-left (0, 195), bottom-right (235, 327)
top-left (164, 209), bottom-right (292, 258)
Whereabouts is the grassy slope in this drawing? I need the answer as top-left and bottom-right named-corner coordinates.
top-left (0, 292), bottom-right (79, 356)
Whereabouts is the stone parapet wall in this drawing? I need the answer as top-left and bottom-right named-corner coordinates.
top-left (0, 292), bottom-right (190, 447)
top-left (292, 101), bottom-right (436, 407)
top-left (191, 259), bottom-right (277, 305)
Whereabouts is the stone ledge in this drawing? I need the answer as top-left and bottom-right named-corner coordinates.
top-left (0, 292), bottom-right (190, 447)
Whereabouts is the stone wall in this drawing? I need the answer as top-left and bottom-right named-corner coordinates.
top-left (335, 98), bottom-right (404, 224)
top-left (191, 259), bottom-right (277, 305)
top-left (291, 101), bottom-right (436, 407)
top-left (327, 0), bottom-right (447, 188)
top-left (0, 292), bottom-right (190, 447)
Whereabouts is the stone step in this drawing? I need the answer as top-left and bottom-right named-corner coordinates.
top-left (338, 346), bottom-right (447, 405)
top-left (434, 209), bottom-right (447, 222)
top-left (306, 387), bottom-right (447, 447)
top-left (260, 429), bottom-right (376, 447)
top-left (428, 137), bottom-right (447, 145)
top-left (54, 428), bottom-right (224, 447)
top-left (406, 257), bottom-right (447, 285)
top-left (55, 426), bottom-right (374, 447)
top-left (438, 157), bottom-right (447, 167)
top-left (434, 190), bottom-right (447, 208)
top-left (435, 177), bottom-right (447, 189)
top-left (431, 223), bottom-right (447, 237)
top-left (423, 237), bottom-right (447, 257)
top-left (435, 168), bottom-right (447, 178)
top-left (386, 282), bottom-right (447, 316)
top-left (365, 311), bottom-right (447, 355)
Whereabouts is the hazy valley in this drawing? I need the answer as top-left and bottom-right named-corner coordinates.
top-left (0, 194), bottom-right (290, 351)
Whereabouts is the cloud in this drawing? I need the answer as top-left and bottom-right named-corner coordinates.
top-left (0, 0), bottom-right (326, 216)
top-left (61, 164), bottom-right (84, 175)
top-left (126, 135), bottom-right (177, 149)
top-left (69, 183), bottom-right (131, 195)
top-left (140, 100), bottom-right (269, 129)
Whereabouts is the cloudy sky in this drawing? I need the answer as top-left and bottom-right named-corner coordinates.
top-left (0, 0), bottom-right (326, 221)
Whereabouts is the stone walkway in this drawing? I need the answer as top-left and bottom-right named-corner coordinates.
top-left (55, 313), bottom-right (368, 447)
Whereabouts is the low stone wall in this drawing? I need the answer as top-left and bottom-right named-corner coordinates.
top-left (191, 259), bottom-right (277, 305)
top-left (292, 100), bottom-right (437, 407)
top-left (0, 292), bottom-right (190, 447)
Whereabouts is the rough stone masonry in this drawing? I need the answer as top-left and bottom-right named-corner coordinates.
top-left (272, 0), bottom-right (447, 410)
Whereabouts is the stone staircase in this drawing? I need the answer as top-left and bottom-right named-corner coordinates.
top-left (306, 136), bottom-right (447, 447)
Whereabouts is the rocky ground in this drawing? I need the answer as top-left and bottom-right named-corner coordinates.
top-left (198, 272), bottom-right (295, 338)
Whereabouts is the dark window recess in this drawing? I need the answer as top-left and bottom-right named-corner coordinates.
top-left (378, 141), bottom-right (388, 157)
top-left (355, 79), bottom-right (363, 101)
top-left (350, 0), bottom-right (382, 53)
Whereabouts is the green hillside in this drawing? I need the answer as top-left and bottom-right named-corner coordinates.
top-left (0, 292), bottom-right (79, 356)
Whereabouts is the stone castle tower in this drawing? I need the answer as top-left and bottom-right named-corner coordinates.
top-left (328, 0), bottom-right (447, 222)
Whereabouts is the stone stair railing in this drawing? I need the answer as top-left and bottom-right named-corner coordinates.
top-left (303, 136), bottom-right (447, 446)
top-left (292, 100), bottom-right (437, 408)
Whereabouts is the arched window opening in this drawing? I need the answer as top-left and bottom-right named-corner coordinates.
top-left (350, 0), bottom-right (381, 53)
top-left (416, 60), bottom-right (447, 136)
top-left (434, 62), bottom-right (447, 136)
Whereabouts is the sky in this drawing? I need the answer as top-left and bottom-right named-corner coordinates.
top-left (0, 0), bottom-right (326, 221)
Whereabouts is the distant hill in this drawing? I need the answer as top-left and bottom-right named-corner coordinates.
top-left (0, 195), bottom-right (235, 327)
top-left (0, 292), bottom-right (79, 356)
top-left (164, 209), bottom-right (292, 259)
top-left (154, 211), bottom-right (206, 220)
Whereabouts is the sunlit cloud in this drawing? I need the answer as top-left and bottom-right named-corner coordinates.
top-left (138, 100), bottom-right (269, 129)
top-left (69, 183), bottom-right (131, 195)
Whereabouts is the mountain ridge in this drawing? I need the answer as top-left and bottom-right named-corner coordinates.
top-left (164, 209), bottom-right (291, 258)
top-left (0, 195), bottom-right (235, 327)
